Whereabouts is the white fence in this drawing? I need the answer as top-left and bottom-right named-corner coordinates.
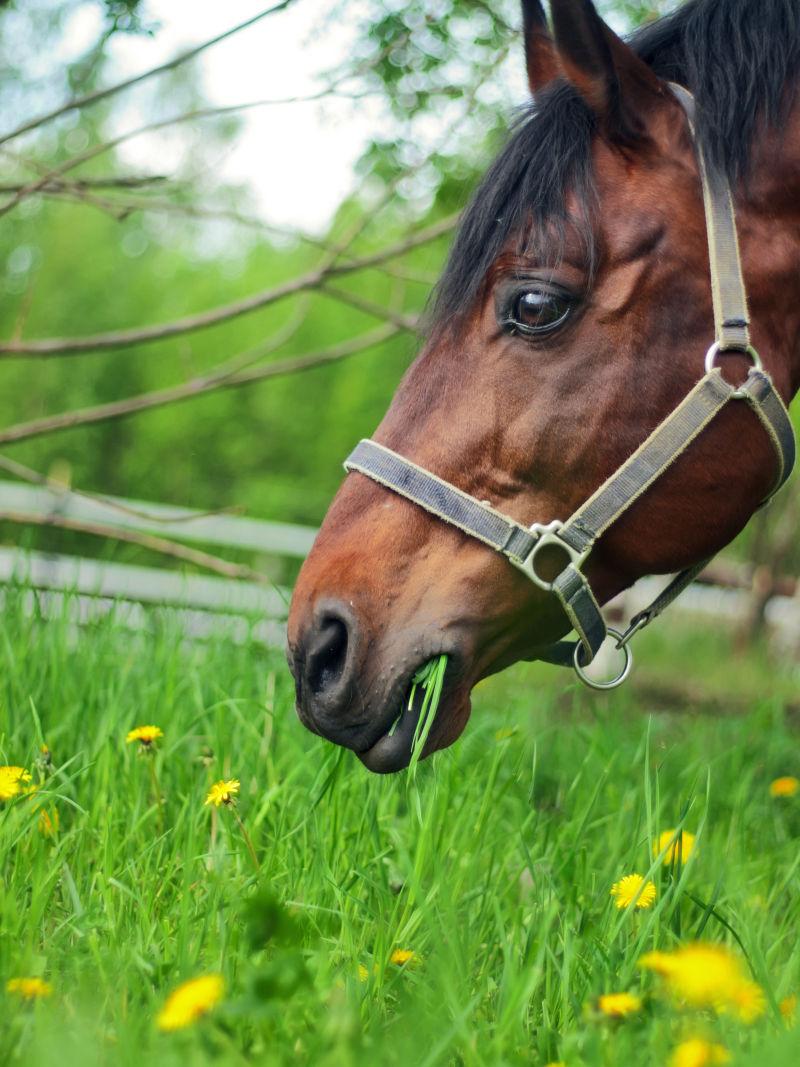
top-left (0, 481), bottom-right (314, 646)
top-left (0, 480), bottom-right (798, 653)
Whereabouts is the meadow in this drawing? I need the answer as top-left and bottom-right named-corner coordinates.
top-left (1, 589), bottom-right (800, 1066)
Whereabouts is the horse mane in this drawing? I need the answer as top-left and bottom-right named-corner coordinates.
top-left (430, 0), bottom-right (800, 333)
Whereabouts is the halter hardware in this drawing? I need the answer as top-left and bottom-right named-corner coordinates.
top-left (342, 86), bottom-right (796, 690)
top-left (573, 628), bottom-right (633, 691)
top-left (511, 520), bottom-right (589, 592)
top-left (704, 341), bottom-right (762, 376)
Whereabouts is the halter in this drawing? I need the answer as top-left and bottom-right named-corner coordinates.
top-left (342, 85), bottom-right (796, 689)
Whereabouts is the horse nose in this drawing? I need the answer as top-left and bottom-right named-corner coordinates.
top-left (291, 600), bottom-right (361, 736)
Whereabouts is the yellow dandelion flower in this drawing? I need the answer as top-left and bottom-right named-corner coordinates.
top-left (126, 725), bottom-right (164, 747)
top-left (597, 992), bottom-right (641, 1017)
top-left (610, 873), bottom-right (657, 910)
top-left (670, 1038), bottom-right (730, 1067)
top-left (38, 807), bottom-right (59, 837)
top-left (357, 964), bottom-right (370, 982)
top-left (780, 993), bottom-right (797, 1026)
top-left (205, 779), bottom-right (240, 807)
top-left (640, 943), bottom-right (750, 1014)
top-left (0, 766), bottom-right (32, 802)
top-left (6, 977), bottom-right (53, 999)
top-left (770, 776), bottom-right (799, 798)
top-left (654, 829), bottom-right (696, 865)
top-left (390, 949), bottom-right (419, 967)
top-left (724, 978), bottom-right (766, 1023)
top-left (156, 974), bottom-right (224, 1032)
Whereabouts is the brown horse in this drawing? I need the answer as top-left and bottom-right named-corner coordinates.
top-left (287, 0), bottom-right (800, 772)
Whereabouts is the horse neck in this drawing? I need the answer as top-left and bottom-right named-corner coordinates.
top-left (742, 101), bottom-right (800, 400)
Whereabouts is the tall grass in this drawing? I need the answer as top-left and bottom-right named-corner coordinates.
top-left (0, 588), bottom-right (799, 1065)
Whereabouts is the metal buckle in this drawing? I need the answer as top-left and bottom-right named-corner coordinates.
top-left (614, 612), bottom-right (649, 649)
top-left (512, 520), bottom-right (590, 593)
top-left (573, 627), bottom-right (633, 691)
top-left (704, 342), bottom-right (762, 376)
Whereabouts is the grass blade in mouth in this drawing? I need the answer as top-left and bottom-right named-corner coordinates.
top-left (408, 654), bottom-right (447, 771)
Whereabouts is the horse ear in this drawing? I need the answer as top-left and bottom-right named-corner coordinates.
top-left (549, 0), bottom-right (667, 143)
top-left (521, 0), bottom-right (560, 94)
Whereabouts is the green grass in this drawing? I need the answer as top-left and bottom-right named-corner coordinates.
top-left (1, 588), bottom-right (800, 1066)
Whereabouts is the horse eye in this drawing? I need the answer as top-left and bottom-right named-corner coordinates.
top-left (508, 288), bottom-right (572, 335)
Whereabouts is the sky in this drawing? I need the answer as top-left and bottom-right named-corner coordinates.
top-left (52, 0), bottom-right (386, 231)
top-left (46, 0), bottom-right (528, 234)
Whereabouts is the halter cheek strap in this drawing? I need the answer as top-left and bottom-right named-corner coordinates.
top-left (342, 86), bottom-right (796, 689)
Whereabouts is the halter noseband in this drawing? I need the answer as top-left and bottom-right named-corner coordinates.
top-left (342, 85), bottom-right (796, 689)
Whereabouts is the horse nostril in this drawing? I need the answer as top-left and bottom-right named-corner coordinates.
top-left (306, 613), bottom-right (350, 698)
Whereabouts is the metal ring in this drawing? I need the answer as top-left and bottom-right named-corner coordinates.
top-left (704, 342), bottom-right (762, 375)
top-left (572, 628), bottom-right (633, 691)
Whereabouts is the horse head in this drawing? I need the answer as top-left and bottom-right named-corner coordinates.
top-left (288, 0), bottom-right (800, 771)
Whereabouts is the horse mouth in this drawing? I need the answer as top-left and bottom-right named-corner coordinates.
top-left (357, 659), bottom-right (463, 774)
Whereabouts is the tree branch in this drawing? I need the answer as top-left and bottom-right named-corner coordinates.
top-left (0, 0), bottom-right (300, 148)
top-left (319, 283), bottom-right (420, 333)
top-left (0, 453), bottom-right (244, 524)
top-left (0, 509), bottom-right (268, 584)
top-left (0, 214), bottom-right (456, 356)
top-left (0, 174), bottom-right (169, 193)
top-left (0, 323), bottom-right (402, 446)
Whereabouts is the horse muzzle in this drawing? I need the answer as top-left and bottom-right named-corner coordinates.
top-left (287, 594), bottom-right (470, 773)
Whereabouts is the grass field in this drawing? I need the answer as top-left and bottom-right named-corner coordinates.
top-left (1, 589), bottom-right (800, 1066)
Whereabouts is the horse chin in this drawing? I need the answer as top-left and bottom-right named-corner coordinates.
top-left (357, 683), bottom-right (471, 774)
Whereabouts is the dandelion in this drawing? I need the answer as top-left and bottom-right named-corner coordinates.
top-left (126, 725), bottom-right (163, 748)
top-left (725, 978), bottom-right (766, 1023)
top-left (6, 977), bottom-right (52, 999)
top-left (670, 1038), bottom-right (730, 1067)
top-left (770, 776), bottom-right (799, 798)
top-left (780, 993), bottom-right (797, 1026)
top-left (597, 992), bottom-right (641, 1017)
top-left (654, 829), bottom-right (696, 866)
top-left (640, 942), bottom-right (763, 1020)
top-left (610, 873), bottom-right (656, 910)
top-left (204, 778), bottom-right (257, 869)
top-left (640, 943), bottom-right (740, 1005)
top-left (0, 766), bottom-right (32, 802)
top-left (156, 974), bottom-right (224, 1032)
top-left (38, 807), bottom-right (59, 838)
top-left (357, 964), bottom-right (370, 982)
top-left (205, 779), bottom-right (240, 807)
top-left (128, 726), bottom-right (164, 823)
top-left (390, 949), bottom-right (419, 967)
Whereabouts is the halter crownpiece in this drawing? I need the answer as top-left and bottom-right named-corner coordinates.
top-left (343, 85), bottom-right (796, 690)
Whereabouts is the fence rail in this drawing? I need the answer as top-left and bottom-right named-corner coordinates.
top-left (0, 481), bottom-right (317, 557)
top-left (0, 480), bottom-right (798, 654)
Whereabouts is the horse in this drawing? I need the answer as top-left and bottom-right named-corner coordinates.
top-left (287, 0), bottom-right (800, 772)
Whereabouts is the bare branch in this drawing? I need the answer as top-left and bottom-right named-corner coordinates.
top-left (0, 453), bottom-right (244, 524)
top-left (0, 174), bottom-right (169, 193)
top-left (0, 323), bottom-right (402, 446)
top-left (320, 283), bottom-right (420, 333)
top-left (0, 214), bottom-right (456, 357)
top-left (0, 0), bottom-right (300, 148)
top-left (0, 509), bottom-right (268, 584)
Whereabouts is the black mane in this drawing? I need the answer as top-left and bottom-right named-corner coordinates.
top-left (431, 0), bottom-right (800, 331)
